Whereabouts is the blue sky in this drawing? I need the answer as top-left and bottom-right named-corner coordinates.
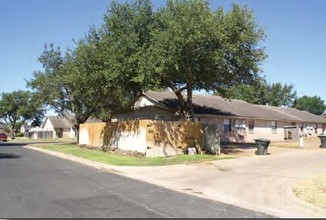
top-left (0, 0), bottom-right (325, 105)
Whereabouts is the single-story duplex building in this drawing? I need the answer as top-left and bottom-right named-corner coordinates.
top-left (112, 91), bottom-right (326, 143)
top-left (20, 124), bottom-right (31, 137)
top-left (42, 116), bottom-right (76, 139)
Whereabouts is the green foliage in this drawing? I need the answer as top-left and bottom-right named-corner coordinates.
top-left (148, 0), bottom-right (266, 119)
top-left (28, 28), bottom-right (127, 135)
top-left (0, 90), bottom-right (45, 137)
top-left (15, 132), bottom-right (24, 137)
top-left (267, 83), bottom-right (297, 106)
top-left (221, 77), bottom-right (297, 107)
top-left (294, 95), bottom-right (326, 115)
top-left (100, 0), bottom-right (160, 98)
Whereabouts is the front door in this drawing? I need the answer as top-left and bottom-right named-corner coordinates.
top-left (56, 128), bottom-right (63, 138)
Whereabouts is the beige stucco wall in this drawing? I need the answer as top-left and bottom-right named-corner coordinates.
top-left (246, 120), bottom-right (290, 142)
top-left (199, 117), bottom-right (294, 142)
top-left (43, 119), bottom-right (55, 138)
top-left (133, 96), bottom-right (155, 108)
top-left (20, 126), bottom-right (26, 133)
top-left (62, 128), bottom-right (75, 138)
top-left (43, 119), bottom-right (53, 131)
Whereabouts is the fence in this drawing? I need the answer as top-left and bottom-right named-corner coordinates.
top-left (29, 131), bottom-right (53, 139)
top-left (79, 120), bottom-right (208, 157)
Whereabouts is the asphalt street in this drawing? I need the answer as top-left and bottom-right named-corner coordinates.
top-left (0, 143), bottom-right (270, 218)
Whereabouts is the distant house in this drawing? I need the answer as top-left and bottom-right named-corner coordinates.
top-left (112, 91), bottom-right (326, 143)
top-left (0, 122), bottom-right (6, 133)
top-left (42, 116), bottom-right (76, 138)
top-left (20, 124), bottom-right (31, 136)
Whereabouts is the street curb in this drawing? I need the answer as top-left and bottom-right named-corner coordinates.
top-left (24, 145), bottom-right (124, 174)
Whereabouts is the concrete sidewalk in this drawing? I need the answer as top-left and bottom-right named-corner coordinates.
top-left (25, 145), bottom-right (326, 218)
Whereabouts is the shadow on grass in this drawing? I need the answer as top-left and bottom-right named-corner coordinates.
top-left (220, 142), bottom-right (256, 155)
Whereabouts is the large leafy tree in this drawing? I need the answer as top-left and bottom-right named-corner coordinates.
top-left (28, 30), bottom-right (126, 139)
top-left (221, 78), bottom-right (297, 107)
top-left (148, 0), bottom-right (267, 120)
top-left (0, 90), bottom-right (45, 138)
top-left (294, 95), bottom-right (326, 115)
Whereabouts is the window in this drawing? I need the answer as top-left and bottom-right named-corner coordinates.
top-left (224, 119), bottom-right (231, 132)
top-left (271, 121), bottom-right (277, 132)
top-left (248, 120), bottom-right (254, 132)
top-left (291, 122), bottom-right (296, 126)
top-left (233, 119), bottom-right (246, 129)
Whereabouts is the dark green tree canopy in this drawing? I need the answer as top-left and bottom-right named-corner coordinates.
top-left (147, 0), bottom-right (267, 119)
top-left (0, 90), bottom-right (45, 137)
top-left (100, 0), bottom-right (159, 98)
top-left (220, 77), bottom-right (297, 107)
top-left (294, 95), bottom-right (326, 115)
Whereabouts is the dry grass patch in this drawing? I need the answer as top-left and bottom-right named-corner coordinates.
top-left (270, 137), bottom-right (321, 149)
top-left (293, 174), bottom-right (326, 208)
top-left (269, 141), bottom-right (300, 148)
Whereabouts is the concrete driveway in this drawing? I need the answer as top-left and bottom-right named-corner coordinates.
top-left (27, 145), bottom-right (326, 218)
top-left (115, 147), bottom-right (326, 218)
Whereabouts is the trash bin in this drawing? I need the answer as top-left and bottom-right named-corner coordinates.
top-left (254, 138), bottom-right (271, 155)
top-left (318, 135), bottom-right (326, 148)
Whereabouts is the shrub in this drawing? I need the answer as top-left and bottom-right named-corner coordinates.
top-left (15, 132), bottom-right (25, 137)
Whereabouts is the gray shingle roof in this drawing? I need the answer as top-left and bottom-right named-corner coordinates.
top-left (0, 122), bottom-right (6, 129)
top-left (144, 91), bottom-right (326, 123)
top-left (46, 116), bottom-right (72, 129)
top-left (22, 124), bottom-right (31, 130)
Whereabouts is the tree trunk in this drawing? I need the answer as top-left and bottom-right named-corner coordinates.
top-left (172, 87), bottom-right (194, 121)
top-left (9, 125), bottom-right (15, 139)
top-left (9, 118), bottom-right (17, 139)
top-left (173, 89), bottom-right (188, 120)
top-left (74, 124), bottom-right (80, 144)
top-left (186, 84), bottom-right (194, 121)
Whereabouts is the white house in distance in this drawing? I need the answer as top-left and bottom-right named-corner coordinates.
top-left (112, 91), bottom-right (326, 143)
top-left (20, 124), bottom-right (31, 134)
top-left (42, 116), bottom-right (76, 138)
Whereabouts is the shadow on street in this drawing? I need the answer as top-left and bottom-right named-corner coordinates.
top-left (0, 153), bottom-right (22, 159)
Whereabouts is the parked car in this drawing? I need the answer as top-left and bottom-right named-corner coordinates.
top-left (0, 133), bottom-right (8, 142)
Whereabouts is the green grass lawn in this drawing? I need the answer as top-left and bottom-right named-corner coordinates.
top-left (30, 143), bottom-right (235, 166)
